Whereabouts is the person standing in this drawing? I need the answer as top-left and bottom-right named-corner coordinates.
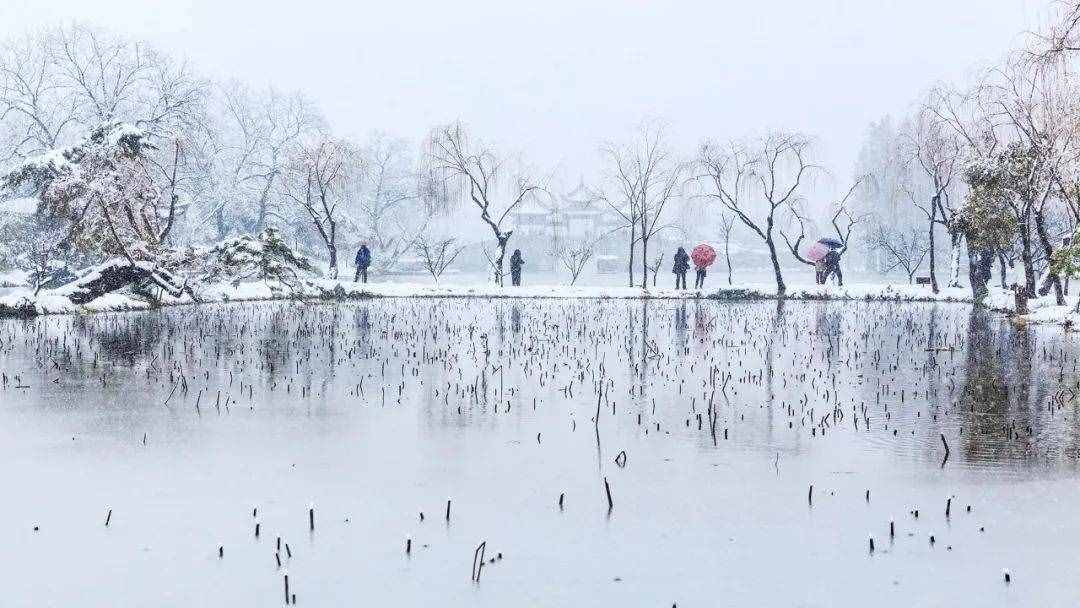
top-left (814, 258), bottom-right (826, 284)
top-left (694, 261), bottom-right (707, 289)
top-left (354, 243), bottom-right (371, 283)
top-left (822, 250), bottom-right (843, 285)
top-left (673, 247), bottom-right (689, 289)
top-left (510, 249), bottom-right (525, 286)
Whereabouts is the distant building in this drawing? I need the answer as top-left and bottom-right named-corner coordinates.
top-left (510, 179), bottom-right (625, 273)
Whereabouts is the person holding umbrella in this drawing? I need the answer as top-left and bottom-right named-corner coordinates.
top-left (673, 247), bottom-right (690, 289)
top-left (691, 243), bottom-right (716, 290)
top-left (822, 249), bottom-right (843, 285)
top-left (806, 238), bottom-right (844, 285)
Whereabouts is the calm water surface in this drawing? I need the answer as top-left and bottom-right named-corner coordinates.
top-left (1, 299), bottom-right (1078, 607)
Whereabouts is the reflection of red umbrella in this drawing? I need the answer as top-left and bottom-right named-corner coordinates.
top-left (691, 244), bottom-right (716, 268)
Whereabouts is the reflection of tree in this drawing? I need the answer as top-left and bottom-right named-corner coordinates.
top-left (80, 312), bottom-right (167, 364)
top-left (640, 299), bottom-right (649, 396)
top-left (764, 299), bottom-right (786, 407)
top-left (957, 309), bottom-right (1034, 462)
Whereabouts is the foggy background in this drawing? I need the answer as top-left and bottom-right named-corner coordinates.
top-left (0, 0), bottom-right (1044, 193)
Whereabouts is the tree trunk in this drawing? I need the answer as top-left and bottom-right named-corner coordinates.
top-left (998, 251), bottom-right (1009, 290)
top-left (495, 235), bottom-right (510, 286)
top-left (327, 243), bottom-right (338, 279)
top-left (725, 239), bottom-right (732, 285)
top-left (627, 224), bottom-right (636, 288)
top-left (947, 231), bottom-right (963, 288)
top-left (1034, 208), bottom-right (1065, 305)
top-left (323, 217), bottom-right (337, 279)
top-left (49, 260), bottom-right (186, 305)
top-left (928, 203), bottom-right (938, 294)
top-left (215, 206), bottom-right (228, 241)
top-left (967, 244), bottom-right (994, 305)
top-left (765, 230), bottom-right (785, 297)
top-left (1019, 209), bottom-right (1036, 297)
top-left (640, 234), bottom-right (649, 289)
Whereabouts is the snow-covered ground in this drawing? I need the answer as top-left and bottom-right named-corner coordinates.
top-left (0, 274), bottom-right (1034, 320)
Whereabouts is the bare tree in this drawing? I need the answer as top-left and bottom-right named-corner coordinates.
top-left (591, 154), bottom-right (640, 287)
top-left (780, 177), bottom-right (866, 279)
top-left (350, 133), bottom-right (431, 273)
top-left (426, 122), bottom-right (539, 286)
top-left (868, 224), bottom-right (930, 283)
top-left (282, 138), bottom-right (349, 279)
top-left (558, 239), bottom-right (596, 285)
top-left (597, 121), bottom-right (686, 288)
top-left (718, 213), bottom-right (736, 285)
top-left (1030, 1), bottom-right (1080, 63)
top-left (201, 83), bottom-right (322, 239)
top-left (415, 236), bottom-right (463, 283)
top-left (647, 252), bottom-right (665, 287)
top-left (905, 94), bottom-right (964, 291)
top-left (12, 212), bottom-right (68, 295)
top-left (0, 31), bottom-right (77, 161)
top-left (696, 133), bottom-right (816, 296)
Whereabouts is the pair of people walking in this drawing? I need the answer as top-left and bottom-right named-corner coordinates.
top-left (674, 246), bottom-right (709, 290)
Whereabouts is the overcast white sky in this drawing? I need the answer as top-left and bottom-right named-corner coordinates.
top-left (0, 0), bottom-right (1047, 195)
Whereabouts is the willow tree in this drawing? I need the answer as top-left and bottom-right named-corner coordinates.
top-left (597, 121), bottom-right (686, 288)
top-left (425, 122), bottom-right (539, 286)
top-left (696, 132), bottom-right (816, 297)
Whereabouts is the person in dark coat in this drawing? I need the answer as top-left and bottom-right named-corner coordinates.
top-left (354, 243), bottom-right (371, 283)
top-left (509, 249), bottom-right (525, 286)
top-left (673, 247), bottom-right (689, 289)
top-left (822, 250), bottom-right (843, 286)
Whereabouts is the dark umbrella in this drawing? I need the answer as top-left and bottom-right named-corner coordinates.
top-left (807, 238), bottom-right (844, 262)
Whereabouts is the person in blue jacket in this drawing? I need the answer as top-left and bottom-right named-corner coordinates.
top-left (354, 243), bottom-right (371, 283)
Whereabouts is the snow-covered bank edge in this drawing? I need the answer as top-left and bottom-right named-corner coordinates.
top-left (0, 278), bottom-right (1036, 320)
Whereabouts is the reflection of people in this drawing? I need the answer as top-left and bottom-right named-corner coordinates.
top-left (675, 301), bottom-right (688, 332)
top-left (511, 304), bottom-right (522, 334)
top-left (673, 247), bottom-right (689, 289)
top-left (510, 249), bottom-right (525, 286)
top-left (354, 244), bottom-right (371, 283)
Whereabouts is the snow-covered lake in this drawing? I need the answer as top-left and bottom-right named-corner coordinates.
top-left (1, 299), bottom-right (1077, 606)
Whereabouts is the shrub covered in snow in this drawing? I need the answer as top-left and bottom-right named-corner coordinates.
top-left (166, 227), bottom-right (318, 288)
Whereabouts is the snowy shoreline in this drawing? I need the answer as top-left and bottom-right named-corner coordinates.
top-left (0, 277), bottom-right (1047, 321)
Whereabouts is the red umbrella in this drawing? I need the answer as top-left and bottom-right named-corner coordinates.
top-left (691, 244), bottom-right (716, 269)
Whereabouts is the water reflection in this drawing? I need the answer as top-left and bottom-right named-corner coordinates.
top-left (8, 299), bottom-right (1080, 469)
